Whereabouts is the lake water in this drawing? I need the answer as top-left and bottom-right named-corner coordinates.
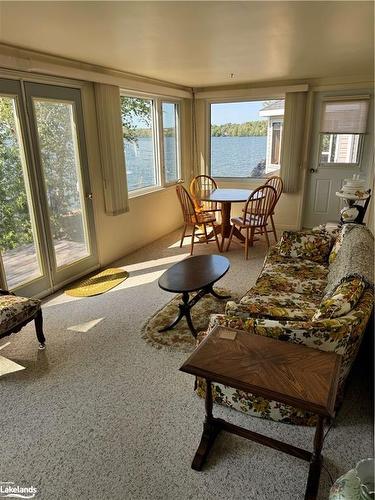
top-left (211, 136), bottom-right (267, 177)
top-left (125, 135), bottom-right (267, 190)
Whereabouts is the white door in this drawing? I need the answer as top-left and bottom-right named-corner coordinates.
top-left (303, 91), bottom-right (373, 228)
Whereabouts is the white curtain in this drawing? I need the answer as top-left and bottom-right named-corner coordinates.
top-left (280, 92), bottom-right (307, 193)
top-left (94, 83), bottom-right (129, 215)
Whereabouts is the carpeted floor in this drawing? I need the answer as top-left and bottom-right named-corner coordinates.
top-left (0, 229), bottom-right (372, 500)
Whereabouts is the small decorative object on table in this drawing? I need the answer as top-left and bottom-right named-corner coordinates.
top-left (329, 458), bottom-right (374, 500)
top-left (336, 175), bottom-right (371, 224)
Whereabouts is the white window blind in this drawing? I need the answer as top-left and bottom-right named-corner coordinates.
top-left (320, 98), bottom-right (369, 134)
top-left (94, 83), bottom-right (129, 215)
top-left (279, 91), bottom-right (307, 193)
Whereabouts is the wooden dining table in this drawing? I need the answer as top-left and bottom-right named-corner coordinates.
top-left (199, 188), bottom-right (254, 246)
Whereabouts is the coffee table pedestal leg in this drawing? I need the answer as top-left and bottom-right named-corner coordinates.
top-left (192, 380), bottom-right (222, 471)
top-left (158, 288), bottom-right (230, 338)
top-left (158, 292), bottom-right (197, 336)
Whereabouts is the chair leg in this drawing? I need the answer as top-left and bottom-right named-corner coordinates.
top-left (264, 225), bottom-right (270, 248)
top-left (225, 224), bottom-right (235, 252)
top-left (34, 309), bottom-right (46, 350)
top-left (245, 227), bottom-right (249, 260)
top-left (180, 224), bottom-right (187, 247)
top-left (270, 215), bottom-right (278, 242)
top-left (211, 223), bottom-right (221, 252)
top-left (203, 223), bottom-right (209, 243)
top-left (190, 225), bottom-right (196, 255)
top-left (250, 227), bottom-right (255, 248)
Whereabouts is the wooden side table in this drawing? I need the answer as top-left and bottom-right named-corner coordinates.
top-left (180, 326), bottom-right (341, 500)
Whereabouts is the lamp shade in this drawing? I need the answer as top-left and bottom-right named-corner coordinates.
top-left (320, 99), bottom-right (369, 134)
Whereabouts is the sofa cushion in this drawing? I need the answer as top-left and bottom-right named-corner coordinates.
top-left (0, 294), bottom-right (40, 335)
top-left (262, 260), bottom-right (329, 281)
top-left (279, 230), bottom-right (333, 264)
top-left (226, 300), bottom-right (315, 321)
top-left (313, 277), bottom-right (366, 320)
top-left (227, 291), bottom-right (319, 321)
top-left (254, 270), bottom-right (326, 298)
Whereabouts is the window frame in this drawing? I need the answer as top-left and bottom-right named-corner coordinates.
top-left (270, 120), bottom-right (283, 167)
top-left (120, 90), bottom-right (182, 196)
top-left (207, 96), bottom-right (285, 182)
top-left (159, 99), bottom-right (181, 187)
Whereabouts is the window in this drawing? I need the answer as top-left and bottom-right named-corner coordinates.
top-left (319, 133), bottom-right (361, 164)
top-left (318, 98), bottom-right (369, 166)
top-left (210, 99), bottom-right (284, 179)
top-left (120, 95), bottom-right (180, 192)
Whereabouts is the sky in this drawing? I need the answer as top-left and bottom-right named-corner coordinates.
top-left (211, 101), bottom-right (265, 125)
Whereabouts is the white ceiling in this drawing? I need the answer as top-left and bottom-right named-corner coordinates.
top-left (0, 1), bottom-right (373, 87)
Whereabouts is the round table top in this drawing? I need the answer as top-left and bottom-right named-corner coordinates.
top-left (199, 188), bottom-right (253, 203)
top-left (158, 255), bottom-right (230, 293)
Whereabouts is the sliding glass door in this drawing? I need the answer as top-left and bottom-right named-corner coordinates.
top-left (0, 79), bottom-right (97, 297)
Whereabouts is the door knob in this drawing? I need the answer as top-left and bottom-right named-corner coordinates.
top-left (309, 168), bottom-right (317, 173)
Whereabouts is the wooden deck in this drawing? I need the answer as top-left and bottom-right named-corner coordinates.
top-left (2, 240), bottom-right (87, 289)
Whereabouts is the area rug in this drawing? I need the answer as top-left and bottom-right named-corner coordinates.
top-left (65, 268), bottom-right (129, 297)
top-left (142, 287), bottom-right (238, 352)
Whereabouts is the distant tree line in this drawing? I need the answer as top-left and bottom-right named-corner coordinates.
top-left (126, 127), bottom-right (175, 139)
top-left (211, 120), bottom-right (267, 137)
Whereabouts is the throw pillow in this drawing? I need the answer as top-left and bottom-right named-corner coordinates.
top-left (313, 277), bottom-right (366, 320)
top-left (279, 230), bottom-right (333, 264)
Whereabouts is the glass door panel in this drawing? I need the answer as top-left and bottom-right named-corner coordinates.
top-left (24, 82), bottom-right (97, 289)
top-left (0, 79), bottom-right (97, 297)
top-left (0, 85), bottom-right (48, 293)
top-left (32, 98), bottom-right (90, 268)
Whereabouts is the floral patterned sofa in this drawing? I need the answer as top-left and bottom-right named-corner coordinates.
top-left (196, 224), bottom-right (374, 426)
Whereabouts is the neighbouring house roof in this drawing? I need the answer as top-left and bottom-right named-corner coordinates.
top-left (259, 99), bottom-right (285, 117)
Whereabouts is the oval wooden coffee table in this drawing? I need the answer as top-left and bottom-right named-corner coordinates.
top-left (158, 255), bottom-right (230, 338)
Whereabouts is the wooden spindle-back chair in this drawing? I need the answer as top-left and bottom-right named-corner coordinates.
top-left (226, 185), bottom-right (277, 259)
top-left (176, 184), bottom-right (221, 255)
top-left (189, 175), bottom-right (221, 215)
top-left (264, 176), bottom-right (283, 241)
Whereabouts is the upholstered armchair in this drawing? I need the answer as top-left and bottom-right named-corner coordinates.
top-left (0, 289), bottom-right (46, 350)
